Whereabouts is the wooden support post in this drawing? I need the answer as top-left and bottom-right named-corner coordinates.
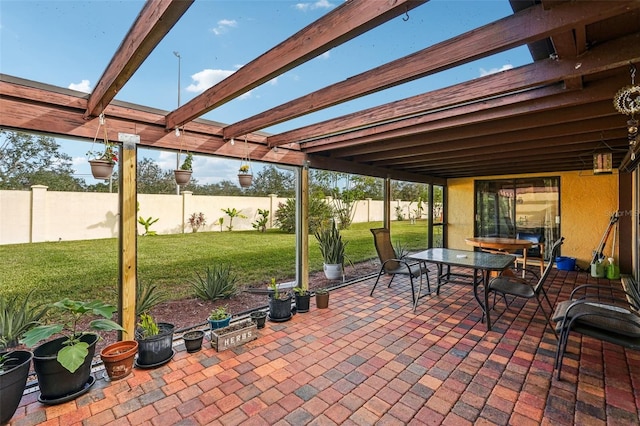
top-left (118, 133), bottom-right (138, 340)
top-left (384, 178), bottom-right (391, 229)
top-left (298, 165), bottom-right (309, 291)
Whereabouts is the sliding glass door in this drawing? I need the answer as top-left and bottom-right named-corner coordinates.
top-left (475, 177), bottom-right (560, 260)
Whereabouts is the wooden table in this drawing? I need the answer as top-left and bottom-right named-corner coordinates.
top-left (465, 237), bottom-right (534, 275)
top-left (408, 248), bottom-right (515, 330)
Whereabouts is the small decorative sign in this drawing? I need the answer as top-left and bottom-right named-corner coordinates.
top-left (210, 320), bottom-right (257, 351)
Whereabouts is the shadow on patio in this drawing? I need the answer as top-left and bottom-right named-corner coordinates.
top-left (9, 270), bottom-right (640, 426)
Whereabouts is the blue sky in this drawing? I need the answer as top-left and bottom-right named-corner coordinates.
top-left (0, 0), bottom-right (532, 185)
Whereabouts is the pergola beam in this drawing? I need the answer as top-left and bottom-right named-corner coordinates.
top-left (84, 0), bottom-right (194, 119)
top-left (165, 0), bottom-right (427, 132)
top-left (225, 0), bottom-right (638, 142)
top-left (279, 33), bottom-right (639, 150)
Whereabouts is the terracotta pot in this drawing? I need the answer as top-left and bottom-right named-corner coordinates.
top-left (100, 340), bottom-right (138, 381)
top-left (238, 173), bottom-right (253, 188)
top-left (89, 159), bottom-right (115, 179)
top-left (174, 169), bottom-right (192, 186)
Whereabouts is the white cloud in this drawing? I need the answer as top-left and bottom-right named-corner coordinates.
top-left (68, 79), bottom-right (91, 92)
top-left (320, 51), bottom-right (330, 60)
top-left (186, 69), bottom-right (234, 93)
top-left (479, 64), bottom-right (513, 77)
top-left (212, 19), bottom-right (237, 35)
top-left (295, 0), bottom-right (335, 12)
top-left (186, 68), bottom-right (255, 99)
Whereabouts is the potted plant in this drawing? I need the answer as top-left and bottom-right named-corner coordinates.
top-left (0, 350), bottom-right (33, 424)
top-left (293, 287), bottom-right (311, 313)
top-left (208, 306), bottom-right (231, 330)
top-left (174, 152), bottom-right (193, 186)
top-left (314, 220), bottom-right (347, 280)
top-left (238, 163), bottom-right (252, 188)
top-left (100, 340), bottom-right (138, 381)
top-left (268, 278), bottom-right (292, 322)
top-left (135, 313), bottom-right (175, 368)
top-left (315, 288), bottom-right (330, 309)
top-left (182, 330), bottom-right (205, 353)
top-left (87, 142), bottom-right (118, 180)
top-left (21, 299), bottom-right (125, 404)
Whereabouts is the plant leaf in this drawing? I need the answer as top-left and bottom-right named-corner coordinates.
top-left (58, 341), bottom-right (89, 373)
top-left (21, 324), bottom-right (63, 347)
top-left (89, 319), bottom-right (125, 332)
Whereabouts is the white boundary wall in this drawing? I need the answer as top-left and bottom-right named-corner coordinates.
top-left (0, 187), bottom-right (415, 244)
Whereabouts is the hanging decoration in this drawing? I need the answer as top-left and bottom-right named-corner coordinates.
top-left (613, 64), bottom-right (639, 161)
top-left (238, 136), bottom-right (253, 188)
top-left (86, 113), bottom-right (117, 180)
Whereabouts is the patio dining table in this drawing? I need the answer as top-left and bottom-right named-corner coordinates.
top-left (409, 248), bottom-right (516, 331)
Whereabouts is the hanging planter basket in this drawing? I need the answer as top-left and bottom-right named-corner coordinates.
top-left (87, 113), bottom-right (117, 180)
top-left (238, 173), bottom-right (253, 188)
top-left (174, 169), bottom-right (192, 186)
top-left (89, 159), bottom-right (115, 180)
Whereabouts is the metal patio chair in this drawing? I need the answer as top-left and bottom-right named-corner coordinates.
top-left (370, 228), bottom-right (430, 305)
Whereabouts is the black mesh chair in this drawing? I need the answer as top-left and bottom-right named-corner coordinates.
top-left (486, 237), bottom-right (564, 337)
top-left (370, 228), bottom-right (430, 305)
top-left (552, 283), bottom-right (640, 380)
top-left (514, 231), bottom-right (545, 276)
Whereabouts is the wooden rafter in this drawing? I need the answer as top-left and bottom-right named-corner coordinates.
top-left (224, 0), bottom-right (638, 141)
top-left (84, 0), bottom-right (194, 119)
top-left (165, 0), bottom-right (427, 131)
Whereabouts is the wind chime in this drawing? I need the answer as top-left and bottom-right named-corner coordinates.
top-left (613, 64), bottom-right (640, 163)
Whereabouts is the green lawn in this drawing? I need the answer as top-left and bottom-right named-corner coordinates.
top-left (0, 221), bottom-right (435, 306)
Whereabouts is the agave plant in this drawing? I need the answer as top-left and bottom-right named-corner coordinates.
top-left (0, 291), bottom-right (48, 349)
top-left (190, 264), bottom-right (238, 301)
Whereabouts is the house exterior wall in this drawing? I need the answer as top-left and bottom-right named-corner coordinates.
top-left (447, 170), bottom-right (620, 270)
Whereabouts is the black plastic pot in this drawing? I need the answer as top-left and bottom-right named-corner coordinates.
top-left (136, 323), bottom-right (175, 367)
top-left (1, 350), bottom-right (33, 424)
top-left (295, 293), bottom-right (311, 313)
top-left (33, 334), bottom-right (98, 402)
top-left (268, 294), bottom-right (293, 322)
top-left (183, 330), bottom-right (204, 353)
top-left (250, 311), bottom-right (267, 329)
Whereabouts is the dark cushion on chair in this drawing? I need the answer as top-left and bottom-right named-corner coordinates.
top-left (488, 276), bottom-right (535, 298)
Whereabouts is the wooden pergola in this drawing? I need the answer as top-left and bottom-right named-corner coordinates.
top-left (1, 0), bottom-right (639, 336)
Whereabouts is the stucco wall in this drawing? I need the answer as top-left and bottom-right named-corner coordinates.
top-left (447, 171), bottom-right (620, 269)
top-left (0, 188), bottom-right (414, 244)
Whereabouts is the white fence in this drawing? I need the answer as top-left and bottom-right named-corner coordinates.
top-left (0, 186), bottom-right (419, 244)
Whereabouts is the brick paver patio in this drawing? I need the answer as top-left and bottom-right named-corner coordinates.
top-left (8, 269), bottom-right (640, 425)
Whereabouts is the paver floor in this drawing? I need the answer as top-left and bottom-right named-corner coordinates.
top-left (8, 269), bottom-right (640, 425)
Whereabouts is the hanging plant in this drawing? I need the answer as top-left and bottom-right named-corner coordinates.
top-left (174, 151), bottom-right (192, 186)
top-left (238, 136), bottom-right (253, 188)
top-left (86, 113), bottom-right (118, 180)
top-left (173, 126), bottom-right (192, 186)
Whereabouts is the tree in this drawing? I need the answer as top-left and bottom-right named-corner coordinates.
top-left (0, 130), bottom-right (84, 190)
top-left (247, 165), bottom-right (294, 197)
top-left (137, 158), bottom-right (180, 194)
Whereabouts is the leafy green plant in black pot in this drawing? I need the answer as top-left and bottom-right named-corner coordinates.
top-left (21, 299), bottom-right (125, 403)
top-left (293, 287), bottom-right (311, 313)
top-left (268, 278), bottom-right (292, 322)
top-left (135, 313), bottom-right (175, 368)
